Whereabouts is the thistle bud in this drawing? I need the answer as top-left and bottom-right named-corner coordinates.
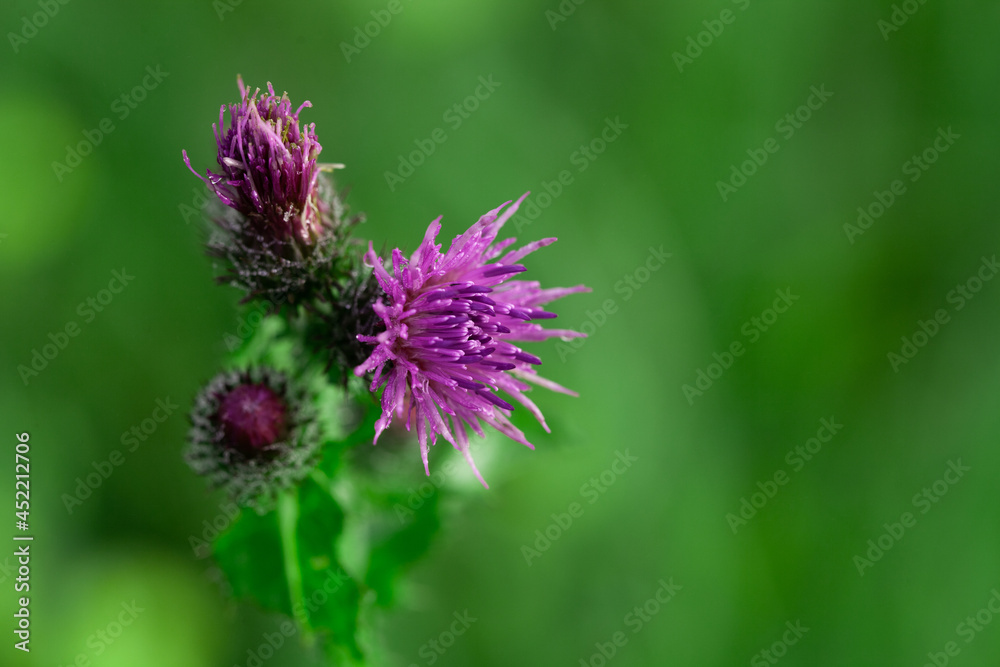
top-left (183, 77), bottom-right (362, 305)
top-left (186, 367), bottom-right (320, 510)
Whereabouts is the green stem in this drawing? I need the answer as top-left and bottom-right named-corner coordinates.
top-left (277, 489), bottom-right (313, 641)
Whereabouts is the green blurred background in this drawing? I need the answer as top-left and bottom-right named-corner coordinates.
top-left (3, 0), bottom-right (1000, 665)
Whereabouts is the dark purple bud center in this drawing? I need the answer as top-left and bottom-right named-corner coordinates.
top-left (216, 383), bottom-right (288, 455)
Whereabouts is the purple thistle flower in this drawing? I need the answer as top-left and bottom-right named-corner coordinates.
top-left (354, 194), bottom-right (590, 487)
top-left (183, 76), bottom-right (329, 246)
top-left (182, 78), bottom-right (362, 304)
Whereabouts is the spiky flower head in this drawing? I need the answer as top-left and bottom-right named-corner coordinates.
top-left (183, 77), bottom-right (361, 304)
top-left (186, 367), bottom-right (320, 510)
top-left (354, 194), bottom-right (590, 487)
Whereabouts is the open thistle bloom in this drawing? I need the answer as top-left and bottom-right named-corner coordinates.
top-left (186, 367), bottom-right (320, 509)
top-left (183, 77), bottom-right (360, 304)
top-left (355, 194), bottom-right (590, 487)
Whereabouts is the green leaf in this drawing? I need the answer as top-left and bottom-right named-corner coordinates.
top-left (213, 480), bottom-right (364, 662)
top-left (295, 476), bottom-right (364, 659)
top-left (213, 508), bottom-right (292, 615)
top-left (227, 312), bottom-right (290, 369)
top-left (365, 490), bottom-right (441, 607)
top-left (317, 393), bottom-right (379, 479)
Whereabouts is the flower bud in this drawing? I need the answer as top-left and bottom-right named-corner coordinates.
top-left (183, 77), bottom-right (363, 305)
top-left (186, 367), bottom-right (320, 510)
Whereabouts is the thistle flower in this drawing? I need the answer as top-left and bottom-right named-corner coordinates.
top-left (183, 77), bottom-right (360, 304)
top-left (186, 367), bottom-right (320, 509)
top-left (355, 194), bottom-right (589, 487)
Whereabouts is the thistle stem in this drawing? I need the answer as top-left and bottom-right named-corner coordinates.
top-left (277, 489), bottom-right (313, 640)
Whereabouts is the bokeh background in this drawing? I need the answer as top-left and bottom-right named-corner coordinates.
top-left (3, 0), bottom-right (1000, 665)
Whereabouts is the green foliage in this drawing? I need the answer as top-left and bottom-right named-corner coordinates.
top-left (365, 490), bottom-right (441, 607)
top-left (19, 2), bottom-right (1000, 664)
top-left (213, 476), bottom-right (365, 663)
top-left (206, 352), bottom-right (449, 664)
top-left (294, 477), bottom-right (362, 658)
top-left (213, 509), bottom-right (292, 616)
